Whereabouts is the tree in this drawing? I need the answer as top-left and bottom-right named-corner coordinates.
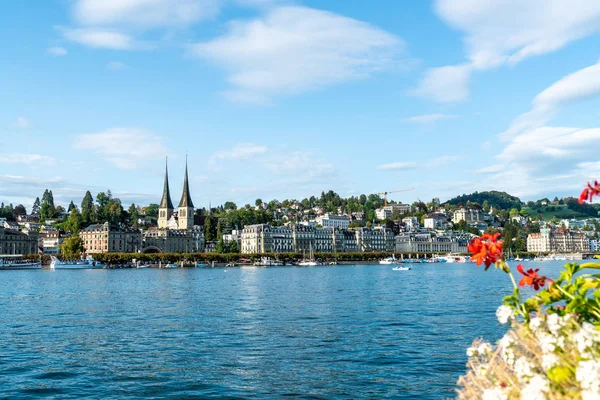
top-left (12, 204), bottom-right (26, 218)
top-left (61, 236), bottom-right (84, 259)
top-left (81, 191), bottom-right (94, 224)
top-left (32, 197), bottom-right (41, 215)
top-left (216, 238), bottom-right (225, 253)
top-left (68, 201), bottom-right (76, 212)
top-left (145, 203), bottom-right (159, 218)
top-left (255, 198), bottom-right (263, 207)
top-left (509, 208), bottom-right (520, 218)
top-left (228, 240), bottom-right (239, 253)
top-left (223, 201), bottom-right (237, 211)
top-left (128, 203), bottom-right (139, 227)
top-left (216, 220), bottom-right (222, 241)
top-left (204, 218), bottom-right (213, 242)
top-left (96, 191), bottom-right (110, 221)
top-left (65, 208), bottom-right (82, 234)
top-left (105, 199), bottom-right (123, 224)
top-left (40, 189), bottom-right (57, 220)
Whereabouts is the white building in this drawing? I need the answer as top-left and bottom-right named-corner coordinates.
top-left (452, 207), bottom-right (485, 224)
top-left (527, 228), bottom-right (590, 253)
top-left (395, 233), bottom-right (468, 254)
top-left (424, 214), bottom-right (447, 230)
top-left (39, 231), bottom-right (62, 254)
top-left (315, 213), bottom-right (350, 229)
top-left (375, 204), bottom-right (413, 220)
top-left (402, 217), bottom-right (419, 231)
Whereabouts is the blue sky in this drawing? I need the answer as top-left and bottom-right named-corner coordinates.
top-left (2, 0), bottom-right (600, 210)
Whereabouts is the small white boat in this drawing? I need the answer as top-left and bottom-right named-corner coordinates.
top-left (50, 255), bottom-right (104, 269)
top-left (379, 255), bottom-right (399, 265)
top-left (253, 257), bottom-right (283, 267)
top-left (0, 254), bottom-right (41, 270)
top-left (393, 265), bottom-right (411, 271)
top-left (136, 264), bottom-right (151, 269)
top-left (298, 245), bottom-right (320, 266)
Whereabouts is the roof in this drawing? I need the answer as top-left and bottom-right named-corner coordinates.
top-left (160, 159), bottom-right (174, 209)
top-left (178, 159), bottom-right (194, 208)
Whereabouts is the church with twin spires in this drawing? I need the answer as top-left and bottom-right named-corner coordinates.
top-left (158, 157), bottom-right (195, 230)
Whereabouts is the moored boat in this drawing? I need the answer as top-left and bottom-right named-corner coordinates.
top-left (0, 254), bottom-right (41, 270)
top-left (379, 254), bottom-right (399, 265)
top-left (50, 255), bottom-right (104, 269)
top-left (392, 265), bottom-right (411, 271)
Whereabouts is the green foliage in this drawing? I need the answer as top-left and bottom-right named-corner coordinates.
top-left (32, 197), bottom-right (41, 215)
top-left (40, 189), bottom-right (57, 220)
top-left (445, 190), bottom-right (522, 211)
top-left (61, 236), bottom-right (84, 258)
top-left (81, 191), bottom-right (94, 224)
top-left (144, 203), bottom-right (159, 218)
top-left (64, 208), bottom-right (82, 234)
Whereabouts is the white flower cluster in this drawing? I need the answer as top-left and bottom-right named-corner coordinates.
top-left (577, 359), bottom-right (600, 399)
top-left (463, 313), bottom-right (600, 399)
top-left (482, 387), bottom-right (507, 400)
top-left (496, 305), bottom-right (515, 325)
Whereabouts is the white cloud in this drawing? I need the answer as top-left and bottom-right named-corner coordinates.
top-left (501, 60), bottom-right (600, 139)
top-left (377, 162), bottom-right (417, 171)
top-left (73, 0), bottom-right (220, 28)
top-left (409, 64), bottom-right (471, 103)
top-left (403, 113), bottom-right (457, 124)
top-left (74, 128), bottom-right (168, 169)
top-left (47, 46), bottom-right (68, 56)
top-left (377, 156), bottom-right (461, 171)
top-left (475, 164), bottom-right (504, 174)
top-left (211, 143), bottom-right (268, 162)
top-left (107, 61), bottom-right (128, 71)
top-left (415, 1), bottom-right (600, 103)
top-left (191, 6), bottom-right (404, 103)
top-left (266, 151), bottom-right (335, 178)
top-left (10, 117), bottom-right (32, 129)
top-left (435, 0), bottom-right (600, 70)
top-left (0, 154), bottom-right (55, 165)
top-left (59, 27), bottom-right (141, 50)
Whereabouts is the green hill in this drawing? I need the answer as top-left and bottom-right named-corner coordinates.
top-left (444, 191), bottom-right (522, 210)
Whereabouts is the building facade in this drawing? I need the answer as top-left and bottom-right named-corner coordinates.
top-left (80, 223), bottom-right (142, 254)
top-left (452, 207), bottom-right (485, 224)
top-left (147, 157), bottom-right (203, 253)
top-left (240, 224), bottom-right (395, 254)
top-left (375, 204), bottom-right (413, 220)
top-left (315, 214), bottom-right (351, 229)
top-left (39, 231), bottom-right (63, 254)
top-left (395, 233), bottom-right (468, 254)
top-left (0, 226), bottom-right (39, 255)
top-left (527, 228), bottom-right (590, 253)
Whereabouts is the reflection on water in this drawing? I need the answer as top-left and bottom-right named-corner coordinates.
top-left (0, 261), bottom-right (568, 398)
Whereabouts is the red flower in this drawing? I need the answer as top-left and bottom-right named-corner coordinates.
top-left (517, 264), bottom-right (548, 290)
top-left (579, 181), bottom-right (600, 204)
top-left (468, 233), bottom-right (503, 270)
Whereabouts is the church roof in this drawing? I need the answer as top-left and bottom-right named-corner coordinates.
top-left (178, 159), bottom-right (194, 208)
top-left (160, 159), bottom-right (174, 210)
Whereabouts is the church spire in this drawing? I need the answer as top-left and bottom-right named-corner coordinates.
top-left (178, 155), bottom-right (194, 208)
top-left (160, 157), bottom-right (174, 209)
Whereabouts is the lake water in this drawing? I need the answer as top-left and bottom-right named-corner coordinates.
top-left (0, 261), bottom-right (567, 399)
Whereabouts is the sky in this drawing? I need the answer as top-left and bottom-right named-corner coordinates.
top-left (2, 0), bottom-right (600, 210)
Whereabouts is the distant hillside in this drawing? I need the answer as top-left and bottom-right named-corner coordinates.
top-left (444, 191), bottom-right (522, 210)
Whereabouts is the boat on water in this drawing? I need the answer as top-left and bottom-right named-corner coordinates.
top-left (379, 254), bottom-right (399, 265)
top-left (0, 254), bottom-right (41, 270)
top-left (50, 255), bottom-right (104, 269)
top-left (392, 265), bottom-right (411, 271)
top-left (434, 254), bottom-right (470, 263)
top-left (254, 257), bottom-right (284, 267)
top-left (298, 245), bottom-right (320, 266)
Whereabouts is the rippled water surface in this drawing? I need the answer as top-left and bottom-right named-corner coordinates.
top-left (0, 261), bottom-right (567, 399)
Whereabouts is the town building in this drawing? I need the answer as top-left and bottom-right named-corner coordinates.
top-left (527, 228), bottom-right (590, 253)
top-left (452, 207), bottom-right (485, 224)
top-left (39, 231), bottom-right (63, 254)
top-left (80, 222), bottom-right (142, 254)
top-left (402, 217), bottom-right (419, 231)
top-left (315, 213), bottom-right (351, 229)
top-left (395, 233), bottom-right (468, 254)
top-left (143, 227), bottom-right (204, 253)
top-left (375, 204), bottom-right (413, 220)
top-left (0, 226), bottom-right (39, 255)
top-left (424, 213), bottom-right (447, 230)
top-left (240, 224), bottom-right (395, 254)
top-left (146, 158), bottom-right (204, 253)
